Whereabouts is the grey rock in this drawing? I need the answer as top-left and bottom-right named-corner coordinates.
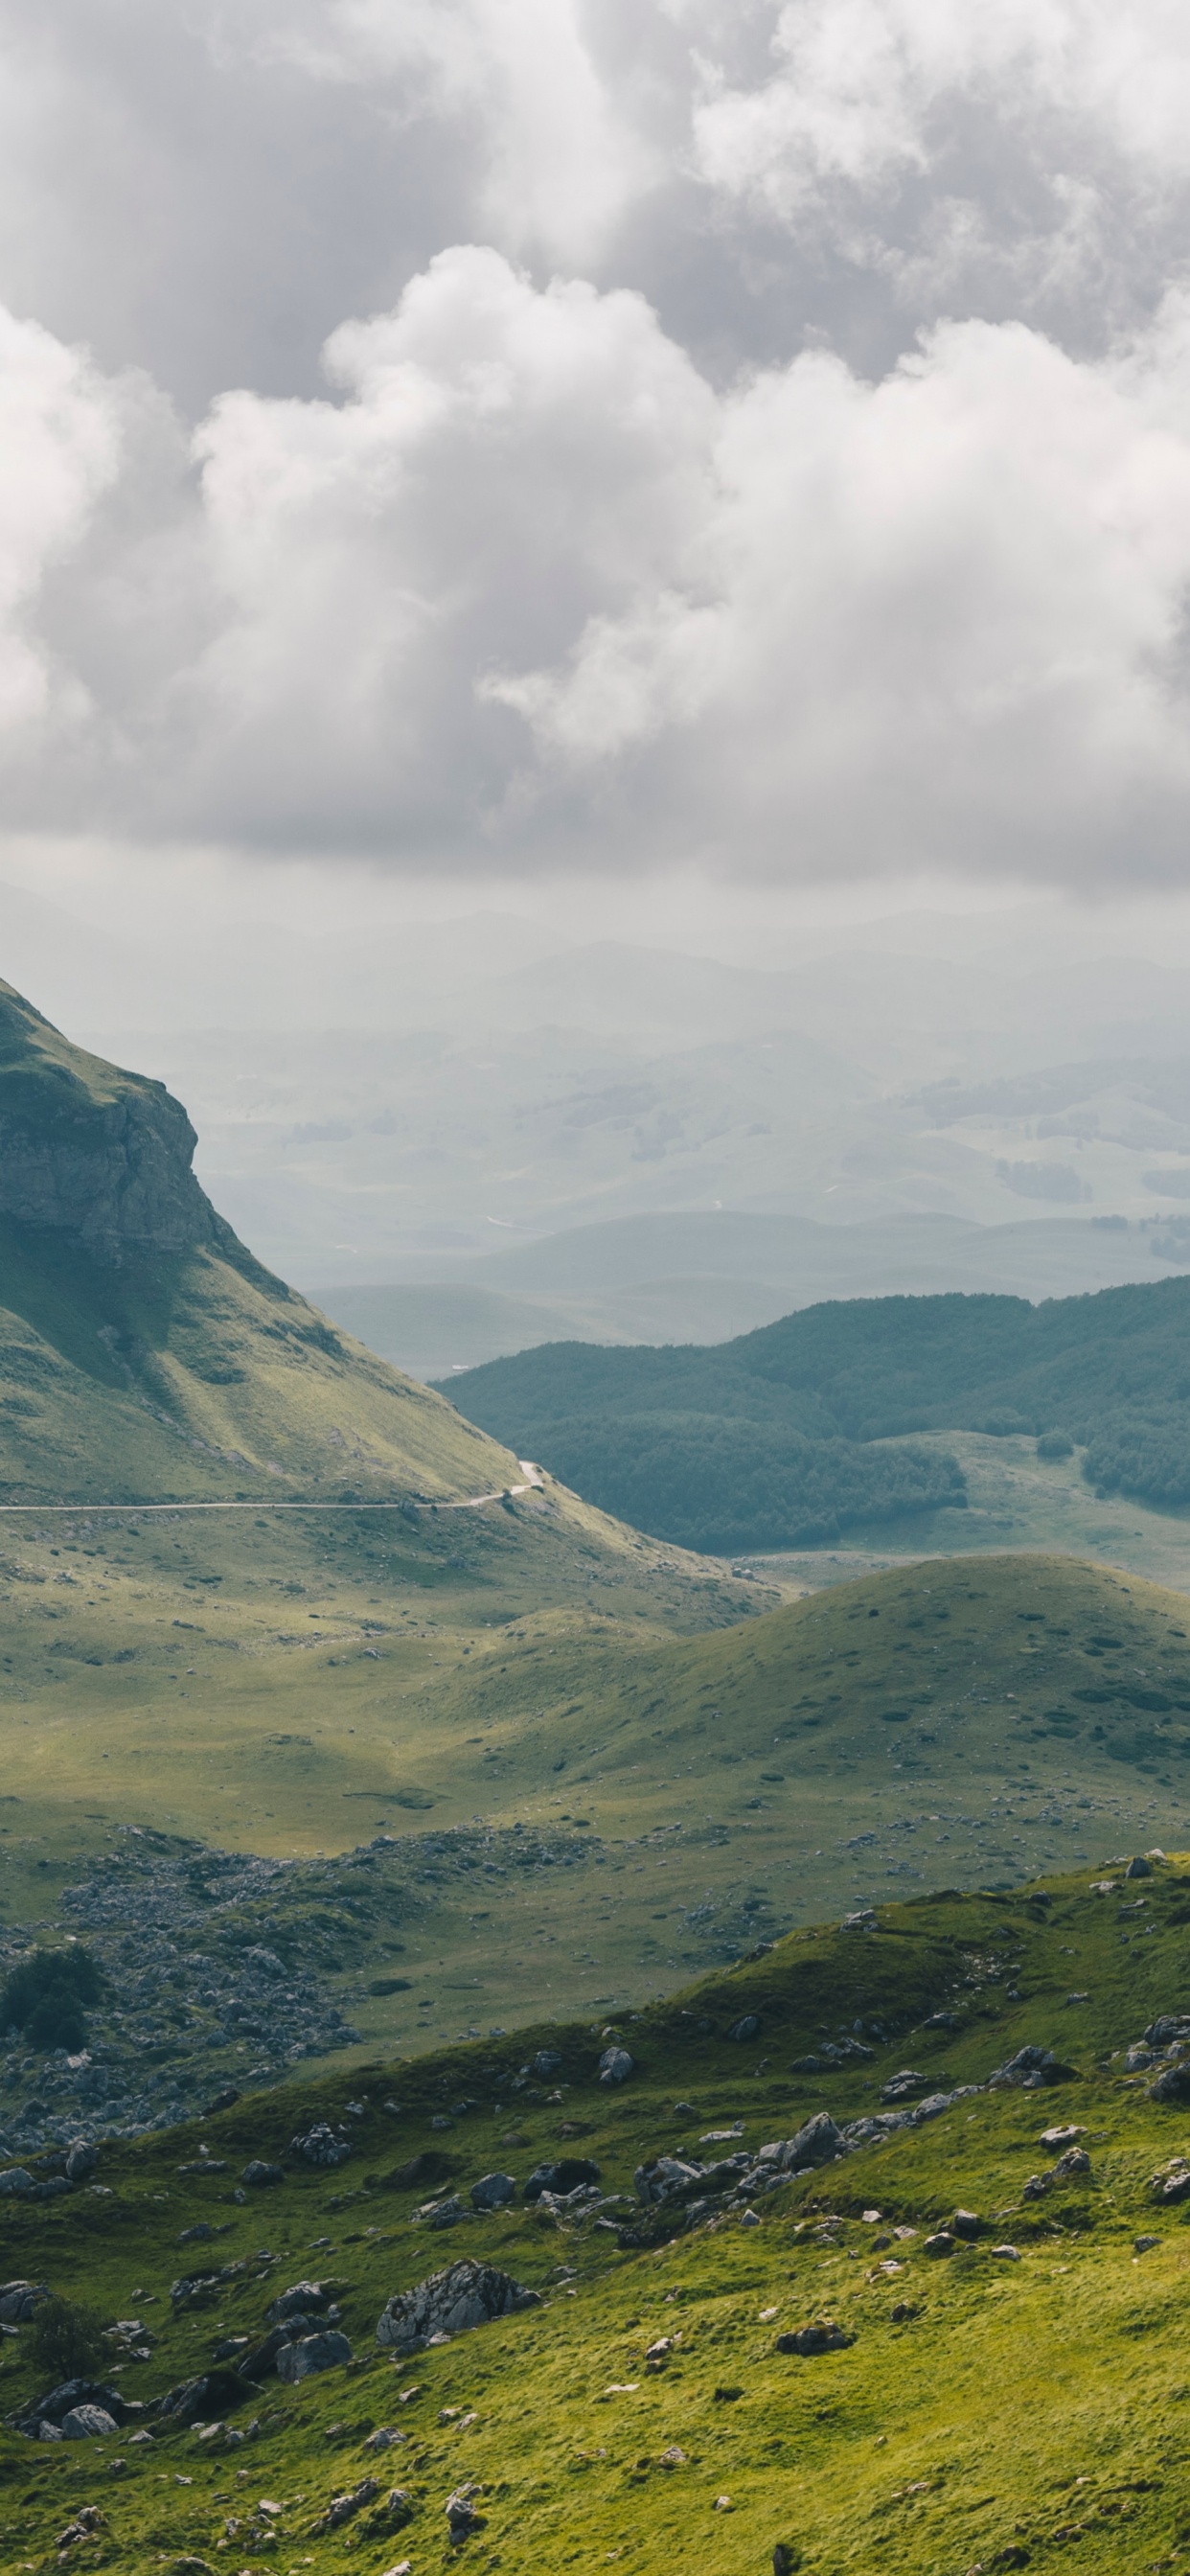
top-left (376, 2259), bottom-right (538, 2354)
top-left (266, 2280), bottom-right (331, 2324)
top-left (784, 2111), bottom-right (845, 2171)
top-left (0, 2279), bottom-right (49, 2322)
top-left (1149, 2158), bottom-right (1190, 2203)
top-left (0, 2168), bottom-right (36, 2197)
top-left (923, 2231), bottom-right (954, 2255)
top-left (0, 987), bottom-right (220, 1260)
top-left (727, 2015), bottom-right (761, 2043)
top-left (532, 2052), bottom-right (562, 2080)
top-left (774, 2320), bottom-right (852, 2356)
top-left (1125, 2045), bottom-right (1156, 2070)
top-left (290, 2124), bottom-right (351, 2170)
top-left (524, 2158), bottom-right (601, 2203)
top-left (989, 2045), bottom-right (1074, 2089)
top-left (990, 2243), bottom-right (1021, 2261)
top-left (445, 2480), bottom-right (484, 2542)
top-left (880, 2070), bottom-right (930, 2104)
top-left (1146, 2015), bottom-right (1190, 2048)
top-left (155, 2369), bottom-right (255, 2425)
top-left (599, 2047), bottom-right (633, 2085)
top-left (469, 2173), bottom-right (515, 2211)
top-left (1038, 2125), bottom-right (1083, 2150)
top-left (311, 2474), bottom-right (382, 2533)
top-left (37, 2421), bottom-right (63, 2441)
top-left (1022, 2173), bottom-right (1050, 2201)
top-left (1054, 2146), bottom-right (1090, 2178)
top-left (1126, 1855), bottom-right (1155, 1879)
top-left (275, 2331), bottom-right (352, 2383)
top-left (60, 2404), bottom-right (118, 2439)
top-left (952, 2210), bottom-right (981, 2239)
top-left (1135, 2234), bottom-right (1161, 2252)
top-left (425, 2196), bottom-right (465, 2230)
top-left (1150, 2064), bottom-right (1190, 2106)
top-left (64, 2142), bottom-right (98, 2181)
top-left (240, 2159), bottom-right (285, 2188)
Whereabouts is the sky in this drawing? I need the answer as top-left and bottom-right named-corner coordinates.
top-left (4, 0), bottom-right (1190, 931)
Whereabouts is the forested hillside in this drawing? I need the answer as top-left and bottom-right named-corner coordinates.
top-left (441, 1276), bottom-right (1190, 1551)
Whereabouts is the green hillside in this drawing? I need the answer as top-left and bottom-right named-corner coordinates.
top-left (4, 1859), bottom-right (1190, 2571)
top-left (440, 1273), bottom-right (1190, 1550)
top-left (5, 1545), bottom-right (1190, 2096)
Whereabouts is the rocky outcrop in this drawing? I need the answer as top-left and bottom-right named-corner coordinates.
top-left (376, 2259), bottom-right (538, 2353)
top-left (0, 980), bottom-right (221, 1262)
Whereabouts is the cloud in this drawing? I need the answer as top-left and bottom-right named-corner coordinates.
top-left (2, 251), bottom-right (1190, 884)
top-left (2, 3), bottom-right (1190, 892)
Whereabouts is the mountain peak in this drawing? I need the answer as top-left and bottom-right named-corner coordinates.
top-left (0, 978), bottom-right (218, 1262)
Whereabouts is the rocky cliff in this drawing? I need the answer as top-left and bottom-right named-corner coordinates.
top-left (0, 981), bottom-right (220, 1262)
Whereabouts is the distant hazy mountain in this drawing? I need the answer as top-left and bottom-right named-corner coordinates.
top-left (440, 1273), bottom-right (1190, 1552)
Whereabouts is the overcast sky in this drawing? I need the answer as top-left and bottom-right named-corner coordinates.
top-left (4, 0), bottom-right (1190, 908)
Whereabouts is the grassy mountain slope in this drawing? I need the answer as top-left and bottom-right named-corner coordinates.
top-left (441, 1272), bottom-right (1190, 1548)
top-left (4, 1861), bottom-right (1190, 2570)
top-left (5, 1541), bottom-right (1190, 2077)
top-left (0, 978), bottom-right (522, 1504)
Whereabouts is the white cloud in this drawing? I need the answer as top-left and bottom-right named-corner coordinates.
top-left (2, 255), bottom-right (1190, 886)
top-left (0, 307), bottom-right (122, 735)
top-left (692, 0), bottom-right (1190, 216)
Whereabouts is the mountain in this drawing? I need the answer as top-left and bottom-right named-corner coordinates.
top-left (0, 978), bottom-right (522, 1505)
top-left (440, 1272), bottom-right (1190, 1551)
top-left (2, 1851), bottom-right (1189, 2569)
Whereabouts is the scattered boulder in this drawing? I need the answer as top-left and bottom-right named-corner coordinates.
top-left (775, 2320), bottom-right (852, 2357)
top-left (0, 2278), bottom-right (49, 2322)
top-left (265, 2280), bottom-right (332, 2326)
top-left (240, 2159), bottom-right (284, 2188)
top-left (0, 2168), bottom-right (36, 2197)
top-left (55, 2504), bottom-right (105, 2546)
top-left (599, 2047), bottom-right (633, 2086)
top-left (311, 2475), bottom-right (382, 2533)
top-left (275, 2331), bottom-right (352, 2383)
top-left (924, 2231), bottom-right (955, 2256)
top-left (1146, 2016), bottom-right (1190, 2049)
top-left (1055, 2145), bottom-right (1090, 2178)
top-left (524, 2158), bottom-right (600, 2203)
top-left (952, 2210), bottom-right (981, 2240)
top-left (64, 2142), bottom-right (97, 2182)
top-left (290, 2124), bottom-right (352, 2170)
top-left (376, 2259), bottom-right (538, 2354)
top-left (784, 2111), bottom-right (846, 2170)
top-left (1125, 2045), bottom-right (1156, 2071)
top-left (469, 2173), bottom-right (515, 2211)
top-left (156, 2370), bottom-right (255, 2426)
top-left (239, 2327), bottom-right (300, 2382)
top-left (988, 2045), bottom-right (1075, 2089)
top-left (1149, 2157), bottom-right (1190, 2204)
top-left (880, 2070), bottom-right (930, 2104)
top-left (533, 2051), bottom-right (562, 2080)
top-left (60, 2404), bottom-right (118, 2440)
top-left (1149, 2064), bottom-right (1190, 2106)
top-left (1022, 2174), bottom-right (1050, 2201)
top-left (1126, 1855), bottom-right (1155, 1879)
top-left (727, 2015), bottom-right (761, 2043)
top-left (424, 2196), bottom-right (466, 2230)
top-left (445, 2480), bottom-right (484, 2543)
top-left (1038, 2126), bottom-right (1083, 2151)
top-left (15, 2379), bottom-right (128, 2437)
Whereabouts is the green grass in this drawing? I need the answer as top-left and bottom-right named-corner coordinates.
top-left (6, 1523), bottom-right (1190, 2056)
top-left (4, 1863), bottom-right (1190, 2570)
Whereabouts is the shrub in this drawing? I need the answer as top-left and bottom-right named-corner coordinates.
top-left (1037, 1429), bottom-right (1075, 1460)
top-left (28, 2296), bottom-right (106, 2382)
top-left (0, 1945), bottom-right (102, 2051)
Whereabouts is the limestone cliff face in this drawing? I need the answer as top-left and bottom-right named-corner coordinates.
top-left (0, 981), bottom-right (220, 1261)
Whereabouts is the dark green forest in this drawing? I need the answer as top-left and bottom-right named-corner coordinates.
top-left (440, 1275), bottom-right (1190, 1551)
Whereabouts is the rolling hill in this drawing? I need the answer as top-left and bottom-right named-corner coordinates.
top-left (441, 1274), bottom-right (1190, 1551)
